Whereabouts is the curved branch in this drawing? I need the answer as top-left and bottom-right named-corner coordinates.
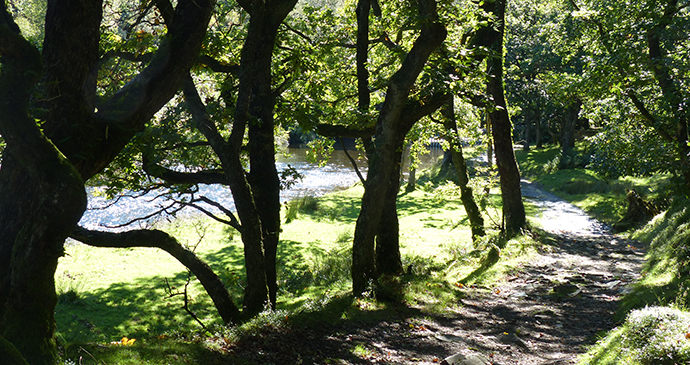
top-left (143, 155), bottom-right (230, 185)
top-left (314, 123), bottom-right (376, 139)
top-left (184, 196), bottom-right (243, 232)
top-left (339, 138), bottom-right (366, 185)
top-left (400, 92), bottom-right (452, 130)
top-left (70, 226), bottom-right (241, 324)
top-left (197, 55), bottom-right (240, 75)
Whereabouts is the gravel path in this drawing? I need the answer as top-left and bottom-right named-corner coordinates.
top-left (225, 181), bottom-right (646, 365)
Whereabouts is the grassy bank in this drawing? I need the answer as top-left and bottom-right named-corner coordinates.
top-left (56, 181), bottom-right (541, 364)
top-left (515, 146), bottom-right (674, 225)
top-left (578, 196), bottom-right (690, 365)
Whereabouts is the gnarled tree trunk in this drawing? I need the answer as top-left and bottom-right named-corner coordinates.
top-left (0, 1), bottom-right (216, 363)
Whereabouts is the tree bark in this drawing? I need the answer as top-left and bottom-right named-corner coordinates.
top-left (233, 0), bottom-right (296, 315)
top-left (561, 100), bottom-right (580, 156)
top-left (375, 155), bottom-right (404, 276)
top-left (0, 1), bottom-right (216, 363)
top-left (483, 0), bottom-right (526, 237)
top-left (535, 107), bottom-right (543, 149)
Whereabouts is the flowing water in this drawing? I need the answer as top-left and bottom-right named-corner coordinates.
top-left (79, 147), bottom-right (445, 231)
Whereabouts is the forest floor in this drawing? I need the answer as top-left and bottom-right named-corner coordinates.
top-left (224, 180), bottom-right (646, 365)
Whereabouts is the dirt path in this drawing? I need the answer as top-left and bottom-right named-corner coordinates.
top-left (226, 181), bottom-right (646, 365)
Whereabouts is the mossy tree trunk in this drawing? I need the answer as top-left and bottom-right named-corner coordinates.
top-left (482, 0), bottom-right (526, 237)
top-left (441, 97), bottom-right (486, 240)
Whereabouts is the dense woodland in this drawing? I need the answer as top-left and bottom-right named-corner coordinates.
top-left (0, 0), bottom-right (689, 364)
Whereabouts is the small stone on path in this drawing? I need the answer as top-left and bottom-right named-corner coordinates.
top-left (440, 352), bottom-right (492, 365)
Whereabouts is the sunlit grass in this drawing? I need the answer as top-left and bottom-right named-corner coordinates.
top-left (56, 177), bottom-right (542, 364)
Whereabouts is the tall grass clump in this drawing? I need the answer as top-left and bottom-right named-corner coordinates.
top-left (626, 196), bottom-right (690, 306)
top-left (284, 194), bottom-right (319, 223)
top-left (580, 306), bottom-right (690, 365)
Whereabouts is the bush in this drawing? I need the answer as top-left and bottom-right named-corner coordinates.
top-left (581, 306), bottom-right (690, 365)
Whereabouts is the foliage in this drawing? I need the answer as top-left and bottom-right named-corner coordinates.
top-left (587, 122), bottom-right (677, 179)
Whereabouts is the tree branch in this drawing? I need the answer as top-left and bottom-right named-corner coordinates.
top-left (185, 196), bottom-right (243, 232)
top-left (400, 92), bottom-right (452, 130)
top-left (142, 155), bottom-right (230, 185)
top-left (70, 226), bottom-right (241, 324)
top-left (314, 123), bottom-right (376, 139)
top-left (339, 137), bottom-right (366, 185)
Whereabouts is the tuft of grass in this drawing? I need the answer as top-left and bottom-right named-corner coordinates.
top-left (580, 306), bottom-right (690, 365)
top-left (284, 194), bottom-right (320, 223)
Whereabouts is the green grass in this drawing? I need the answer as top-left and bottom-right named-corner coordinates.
top-left (56, 179), bottom-right (541, 364)
top-left (515, 144), bottom-right (674, 226)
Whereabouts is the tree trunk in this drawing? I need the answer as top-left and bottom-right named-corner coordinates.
top-left (523, 106), bottom-right (531, 151)
top-left (484, 0), bottom-right (526, 237)
top-left (535, 106), bottom-right (543, 148)
top-left (561, 100), bottom-right (580, 156)
top-left (246, 21), bottom-right (284, 312)
top-left (485, 112), bottom-right (494, 167)
top-left (441, 97), bottom-right (485, 239)
top-left (0, 1), bottom-right (216, 362)
top-left (406, 167), bottom-right (417, 192)
top-left (356, 0), bottom-right (371, 112)
top-left (351, 0), bottom-right (447, 294)
top-left (230, 0), bottom-right (297, 315)
top-left (375, 154), bottom-right (404, 276)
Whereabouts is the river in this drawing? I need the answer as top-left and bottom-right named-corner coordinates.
top-left (78, 147), bottom-right (444, 231)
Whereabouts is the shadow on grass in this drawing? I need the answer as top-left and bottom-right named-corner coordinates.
top-left (298, 193), bottom-right (362, 223)
top-left (62, 338), bottom-right (229, 365)
top-left (56, 270), bottom-right (223, 344)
